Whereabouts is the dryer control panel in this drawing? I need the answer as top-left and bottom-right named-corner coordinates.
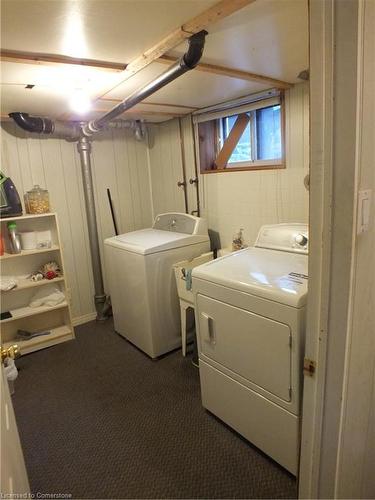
top-left (255, 223), bottom-right (308, 254)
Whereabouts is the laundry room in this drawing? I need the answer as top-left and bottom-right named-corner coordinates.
top-left (1, 1), bottom-right (374, 499)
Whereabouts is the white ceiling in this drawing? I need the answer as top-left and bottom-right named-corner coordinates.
top-left (0, 0), bottom-right (309, 122)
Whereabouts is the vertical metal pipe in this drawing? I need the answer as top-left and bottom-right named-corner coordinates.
top-left (190, 115), bottom-right (201, 216)
top-left (178, 118), bottom-right (188, 214)
top-left (77, 136), bottom-right (107, 321)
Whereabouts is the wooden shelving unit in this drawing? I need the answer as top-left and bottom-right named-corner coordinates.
top-left (0, 245), bottom-right (60, 260)
top-left (0, 212), bottom-right (74, 355)
top-left (2, 325), bottom-right (72, 355)
top-left (4, 276), bottom-right (65, 292)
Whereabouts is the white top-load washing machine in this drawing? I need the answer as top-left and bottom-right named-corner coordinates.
top-left (104, 213), bottom-right (210, 358)
top-left (192, 223), bottom-right (308, 475)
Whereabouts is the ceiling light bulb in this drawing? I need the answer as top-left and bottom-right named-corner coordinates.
top-left (69, 89), bottom-right (91, 115)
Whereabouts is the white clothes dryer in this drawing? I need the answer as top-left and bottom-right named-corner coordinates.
top-left (193, 223), bottom-right (308, 474)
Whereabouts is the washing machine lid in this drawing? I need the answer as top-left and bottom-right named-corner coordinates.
top-left (104, 229), bottom-right (209, 255)
top-left (193, 247), bottom-right (308, 307)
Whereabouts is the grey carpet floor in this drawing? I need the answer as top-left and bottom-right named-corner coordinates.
top-left (12, 320), bottom-right (297, 499)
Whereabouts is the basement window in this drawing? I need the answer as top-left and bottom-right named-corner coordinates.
top-left (196, 93), bottom-right (285, 173)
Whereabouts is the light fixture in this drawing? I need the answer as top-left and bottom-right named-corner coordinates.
top-left (69, 89), bottom-right (92, 115)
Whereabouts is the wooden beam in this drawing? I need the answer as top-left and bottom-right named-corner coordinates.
top-left (158, 55), bottom-right (293, 90)
top-left (82, 109), bottom-right (185, 118)
top-left (100, 0), bottom-right (256, 98)
top-left (99, 97), bottom-right (198, 110)
top-left (183, 0), bottom-right (256, 33)
top-left (121, 1), bottom-right (255, 78)
top-left (121, 109), bottom-right (185, 117)
top-left (0, 50), bottom-right (126, 72)
top-left (58, 108), bottom-right (184, 122)
top-left (214, 113), bottom-right (250, 169)
top-left (1, 49), bottom-right (293, 90)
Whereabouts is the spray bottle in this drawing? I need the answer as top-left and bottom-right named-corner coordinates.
top-left (7, 221), bottom-right (22, 254)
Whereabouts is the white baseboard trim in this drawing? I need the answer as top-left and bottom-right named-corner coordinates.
top-left (72, 312), bottom-right (97, 326)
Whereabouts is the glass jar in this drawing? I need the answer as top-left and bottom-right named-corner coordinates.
top-left (25, 185), bottom-right (50, 214)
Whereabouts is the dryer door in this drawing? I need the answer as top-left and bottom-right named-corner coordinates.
top-left (196, 294), bottom-right (292, 402)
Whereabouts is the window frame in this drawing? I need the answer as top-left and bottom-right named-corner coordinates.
top-left (197, 92), bottom-right (286, 174)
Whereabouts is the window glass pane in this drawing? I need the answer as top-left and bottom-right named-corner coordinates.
top-left (225, 114), bottom-right (252, 163)
top-left (256, 105), bottom-right (281, 160)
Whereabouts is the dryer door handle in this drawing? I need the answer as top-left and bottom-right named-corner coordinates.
top-left (201, 313), bottom-right (216, 345)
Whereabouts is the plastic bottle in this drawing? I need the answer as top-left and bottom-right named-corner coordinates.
top-left (7, 221), bottom-right (22, 254)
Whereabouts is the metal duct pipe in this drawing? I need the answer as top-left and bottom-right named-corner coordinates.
top-left (9, 30), bottom-right (207, 322)
top-left (107, 119), bottom-right (146, 141)
top-left (8, 112), bottom-right (79, 140)
top-left (82, 30), bottom-right (207, 136)
top-left (8, 113), bottom-right (143, 140)
top-left (77, 136), bottom-right (108, 321)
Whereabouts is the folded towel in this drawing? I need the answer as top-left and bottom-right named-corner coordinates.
top-left (0, 277), bottom-right (17, 291)
top-left (29, 285), bottom-right (65, 308)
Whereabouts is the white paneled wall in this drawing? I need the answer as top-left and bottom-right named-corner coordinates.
top-left (147, 119), bottom-right (186, 216)
top-left (199, 83), bottom-right (309, 248)
top-left (147, 116), bottom-right (199, 216)
top-left (1, 124), bottom-right (152, 323)
top-left (0, 83), bottom-right (309, 323)
top-left (147, 83), bottom-right (309, 249)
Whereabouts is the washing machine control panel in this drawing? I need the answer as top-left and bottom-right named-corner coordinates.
top-left (153, 212), bottom-right (208, 235)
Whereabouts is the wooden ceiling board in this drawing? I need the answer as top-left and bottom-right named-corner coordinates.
top-left (0, 84), bottom-right (181, 122)
top-left (168, 0), bottom-right (308, 83)
top-left (0, 84), bottom-right (75, 118)
top-left (104, 61), bottom-right (271, 108)
top-left (0, 0), bottom-right (308, 119)
top-left (1, 61), bottom-right (119, 97)
top-left (0, 0), bottom-right (216, 63)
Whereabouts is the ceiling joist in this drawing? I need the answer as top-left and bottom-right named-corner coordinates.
top-left (99, 0), bottom-right (256, 98)
top-left (0, 50), bottom-right (126, 72)
top-left (158, 55), bottom-right (293, 89)
top-left (119, 0), bottom-right (256, 78)
top-left (99, 97), bottom-right (198, 110)
top-left (0, 49), bottom-right (292, 89)
top-left (65, 109), bottom-right (184, 121)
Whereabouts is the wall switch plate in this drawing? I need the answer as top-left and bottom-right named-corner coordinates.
top-left (357, 189), bottom-right (372, 234)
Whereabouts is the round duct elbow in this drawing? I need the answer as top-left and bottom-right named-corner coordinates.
top-left (9, 112), bottom-right (53, 134)
top-left (9, 112), bottom-right (79, 140)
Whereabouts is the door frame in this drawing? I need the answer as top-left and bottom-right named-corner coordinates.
top-left (299, 0), bottom-right (366, 497)
top-left (298, 0), bottom-right (334, 496)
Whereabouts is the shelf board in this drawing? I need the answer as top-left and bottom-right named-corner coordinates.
top-left (2, 276), bottom-right (65, 292)
top-left (0, 245), bottom-right (60, 260)
top-left (0, 212), bottom-right (56, 222)
top-left (3, 325), bottom-right (73, 355)
top-left (1, 301), bottom-right (68, 323)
